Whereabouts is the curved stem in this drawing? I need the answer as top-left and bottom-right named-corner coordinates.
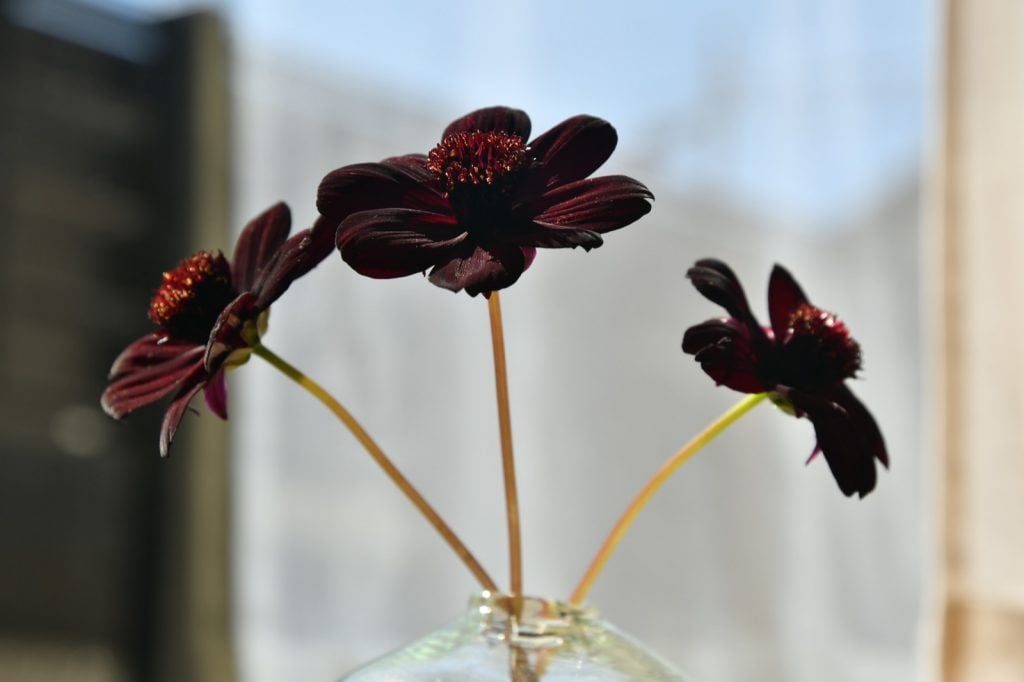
top-left (251, 342), bottom-right (498, 591)
top-left (570, 392), bottom-right (768, 604)
top-left (487, 292), bottom-right (522, 604)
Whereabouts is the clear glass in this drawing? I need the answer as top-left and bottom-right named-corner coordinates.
top-left (338, 591), bottom-right (689, 681)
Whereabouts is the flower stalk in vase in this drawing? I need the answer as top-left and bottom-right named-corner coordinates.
top-left (571, 259), bottom-right (889, 602)
top-left (681, 259), bottom-right (888, 498)
top-left (100, 201), bottom-right (496, 590)
top-left (250, 342), bottom-right (497, 591)
top-left (101, 202), bottom-right (334, 456)
top-left (487, 291), bottom-right (523, 605)
top-left (570, 392), bottom-right (769, 605)
top-left (100, 104), bottom-right (891, 676)
top-left (317, 105), bottom-right (655, 605)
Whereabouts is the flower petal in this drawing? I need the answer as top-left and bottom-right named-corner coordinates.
top-left (528, 175), bottom-right (653, 234)
top-left (252, 215), bottom-right (337, 309)
top-left (101, 339), bottom-right (206, 419)
top-left (686, 260), bottom-right (763, 334)
top-left (428, 243), bottom-right (531, 296)
top-left (232, 202), bottom-right (291, 292)
top-left (205, 292), bottom-right (258, 372)
top-left (338, 209), bottom-right (466, 278)
top-left (768, 264), bottom-right (811, 341)
top-left (832, 383), bottom-right (889, 468)
top-left (159, 363), bottom-right (209, 457)
top-left (515, 222), bottom-right (604, 250)
top-left (442, 106), bottom-right (531, 141)
top-left (317, 156), bottom-right (446, 221)
top-left (203, 369), bottom-right (228, 419)
top-left (527, 115), bottom-right (618, 188)
top-left (782, 386), bottom-right (884, 498)
top-left (108, 333), bottom-right (204, 378)
top-left (683, 319), bottom-right (767, 393)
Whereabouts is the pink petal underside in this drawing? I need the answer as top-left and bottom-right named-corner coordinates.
top-left (203, 369), bottom-right (229, 419)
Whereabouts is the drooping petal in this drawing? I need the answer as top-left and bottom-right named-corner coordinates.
top-left (442, 106), bottom-right (531, 141)
top-left (782, 387), bottom-right (881, 498)
top-left (767, 264), bottom-right (811, 341)
top-left (205, 292), bottom-right (258, 373)
top-left (101, 342), bottom-right (206, 419)
top-left (683, 318), bottom-right (767, 394)
top-left (108, 333), bottom-right (205, 377)
top-left (515, 222), bottom-right (604, 250)
top-left (427, 243), bottom-right (530, 296)
top-left (159, 363), bottom-right (209, 457)
top-left (527, 115), bottom-right (618, 188)
top-left (317, 157), bottom-right (447, 221)
top-left (338, 209), bottom-right (467, 278)
top-left (252, 215), bottom-right (337, 309)
top-left (527, 175), bottom-right (653, 234)
top-left (232, 202), bottom-right (291, 292)
top-left (831, 383), bottom-right (889, 468)
top-left (203, 368), bottom-right (228, 419)
top-left (686, 260), bottom-right (764, 338)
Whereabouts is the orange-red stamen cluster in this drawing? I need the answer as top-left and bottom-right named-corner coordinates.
top-left (426, 131), bottom-right (527, 193)
top-left (148, 251), bottom-right (235, 337)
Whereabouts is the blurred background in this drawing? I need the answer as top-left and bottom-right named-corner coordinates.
top-left (1, 0), bottom-right (1020, 680)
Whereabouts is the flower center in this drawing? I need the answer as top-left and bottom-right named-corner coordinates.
top-left (782, 303), bottom-right (862, 388)
top-left (426, 131), bottom-right (528, 194)
top-left (148, 251), bottom-right (237, 343)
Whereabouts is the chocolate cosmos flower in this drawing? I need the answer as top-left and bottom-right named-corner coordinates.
top-left (101, 203), bottom-right (333, 456)
top-left (318, 106), bottom-right (653, 296)
top-left (682, 259), bottom-right (888, 497)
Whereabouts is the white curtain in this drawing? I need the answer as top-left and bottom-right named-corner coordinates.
top-left (225, 2), bottom-right (932, 680)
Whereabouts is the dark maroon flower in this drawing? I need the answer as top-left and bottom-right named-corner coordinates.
top-left (318, 106), bottom-right (654, 296)
top-left (101, 203), bottom-right (333, 456)
top-left (682, 259), bottom-right (888, 497)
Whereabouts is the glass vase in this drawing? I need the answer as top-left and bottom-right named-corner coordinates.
top-left (338, 590), bottom-right (689, 681)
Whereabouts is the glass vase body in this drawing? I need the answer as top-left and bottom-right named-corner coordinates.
top-left (338, 591), bottom-right (689, 681)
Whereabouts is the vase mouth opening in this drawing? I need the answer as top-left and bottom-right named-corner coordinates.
top-left (469, 590), bottom-right (597, 650)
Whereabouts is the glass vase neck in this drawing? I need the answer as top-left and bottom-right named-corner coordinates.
top-left (473, 590), bottom-right (599, 651)
top-left (338, 590), bottom-right (690, 681)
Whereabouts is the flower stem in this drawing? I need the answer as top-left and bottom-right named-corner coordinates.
top-left (251, 342), bottom-right (498, 592)
top-left (569, 392), bottom-right (768, 604)
top-left (487, 292), bottom-right (523, 604)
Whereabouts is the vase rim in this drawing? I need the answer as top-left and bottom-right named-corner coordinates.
top-left (468, 590), bottom-right (599, 651)
top-left (470, 590), bottom-right (597, 617)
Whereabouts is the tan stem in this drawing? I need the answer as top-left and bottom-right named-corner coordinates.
top-left (570, 392), bottom-right (768, 604)
top-left (252, 342), bottom-right (497, 591)
top-left (487, 292), bottom-right (523, 604)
